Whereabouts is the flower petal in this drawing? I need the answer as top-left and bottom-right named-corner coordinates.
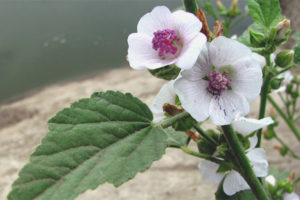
top-left (209, 91), bottom-right (249, 125)
top-left (198, 160), bottom-right (225, 184)
top-left (127, 33), bottom-right (176, 70)
top-left (172, 10), bottom-right (203, 43)
top-left (180, 44), bottom-right (211, 81)
top-left (150, 81), bottom-right (176, 114)
top-left (232, 117), bottom-right (274, 136)
top-left (137, 6), bottom-right (174, 37)
top-left (248, 135), bottom-right (258, 151)
top-left (209, 36), bottom-right (252, 68)
top-left (247, 148), bottom-right (268, 177)
top-left (284, 192), bottom-right (300, 200)
top-left (174, 78), bottom-right (211, 122)
top-left (252, 52), bottom-right (266, 68)
top-left (230, 56), bottom-right (263, 101)
top-left (265, 175), bottom-right (276, 186)
top-left (175, 33), bottom-right (207, 69)
top-left (223, 170), bottom-right (250, 196)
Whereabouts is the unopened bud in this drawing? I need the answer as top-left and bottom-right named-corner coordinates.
top-left (271, 77), bottom-right (283, 90)
top-left (275, 50), bottom-right (294, 68)
top-left (217, 0), bottom-right (227, 16)
top-left (228, 0), bottom-right (241, 17)
top-left (250, 30), bottom-right (265, 47)
top-left (275, 19), bottom-right (291, 41)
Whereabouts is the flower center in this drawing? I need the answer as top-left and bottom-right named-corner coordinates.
top-left (152, 29), bottom-right (180, 58)
top-left (206, 70), bottom-right (232, 96)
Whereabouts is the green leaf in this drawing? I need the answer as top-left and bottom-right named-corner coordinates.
top-left (165, 127), bottom-right (188, 147)
top-left (293, 43), bottom-right (300, 65)
top-left (246, 0), bottom-right (281, 27)
top-left (8, 91), bottom-right (168, 200)
top-left (148, 65), bottom-right (181, 80)
top-left (238, 23), bottom-right (264, 47)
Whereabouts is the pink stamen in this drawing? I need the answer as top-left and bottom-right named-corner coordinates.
top-left (152, 29), bottom-right (180, 57)
top-left (206, 70), bottom-right (232, 96)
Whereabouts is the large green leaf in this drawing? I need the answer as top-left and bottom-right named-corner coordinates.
top-left (8, 91), bottom-right (168, 200)
top-left (165, 127), bottom-right (188, 147)
top-left (247, 0), bottom-right (281, 27)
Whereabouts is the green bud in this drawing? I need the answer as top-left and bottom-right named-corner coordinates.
top-left (228, 0), bottom-right (241, 17)
top-left (249, 30), bottom-right (265, 47)
top-left (275, 50), bottom-right (294, 68)
top-left (197, 138), bottom-right (216, 155)
top-left (148, 65), bottom-right (180, 80)
top-left (280, 146), bottom-right (288, 156)
top-left (264, 126), bottom-right (275, 140)
top-left (217, 0), bottom-right (227, 16)
top-left (271, 78), bottom-right (284, 89)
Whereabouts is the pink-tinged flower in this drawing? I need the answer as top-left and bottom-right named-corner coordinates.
top-left (198, 117), bottom-right (272, 196)
top-left (174, 36), bottom-right (264, 125)
top-left (127, 6), bottom-right (207, 70)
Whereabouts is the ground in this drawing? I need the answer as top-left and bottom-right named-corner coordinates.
top-left (0, 68), bottom-right (299, 200)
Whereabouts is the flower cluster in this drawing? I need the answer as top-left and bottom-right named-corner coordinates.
top-left (128, 5), bottom-right (274, 197)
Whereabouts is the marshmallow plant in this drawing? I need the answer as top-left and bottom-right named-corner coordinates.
top-left (7, 0), bottom-right (300, 200)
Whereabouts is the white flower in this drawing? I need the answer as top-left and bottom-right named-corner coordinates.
top-left (127, 6), bottom-right (207, 70)
top-left (284, 192), bottom-right (300, 200)
top-left (198, 117), bottom-right (272, 196)
top-left (149, 81), bottom-right (176, 123)
top-left (265, 175), bottom-right (276, 186)
top-left (274, 71), bottom-right (294, 93)
top-left (174, 36), bottom-right (264, 125)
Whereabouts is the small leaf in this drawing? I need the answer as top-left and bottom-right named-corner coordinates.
top-left (165, 127), bottom-right (188, 147)
top-left (8, 91), bottom-right (168, 200)
top-left (238, 23), bottom-right (264, 47)
top-left (246, 0), bottom-right (281, 27)
top-left (148, 65), bottom-right (181, 80)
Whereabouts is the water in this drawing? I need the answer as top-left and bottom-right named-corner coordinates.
top-left (0, 0), bottom-right (250, 104)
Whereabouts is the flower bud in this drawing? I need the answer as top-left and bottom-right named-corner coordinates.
top-left (229, 0), bottom-right (241, 17)
top-left (274, 19), bottom-right (291, 44)
top-left (217, 0), bottom-right (227, 16)
top-left (275, 50), bottom-right (294, 68)
top-left (249, 30), bottom-right (265, 47)
top-left (271, 77), bottom-right (283, 90)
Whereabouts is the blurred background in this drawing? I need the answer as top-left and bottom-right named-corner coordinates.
top-left (0, 0), bottom-right (255, 105)
top-left (0, 0), bottom-right (297, 105)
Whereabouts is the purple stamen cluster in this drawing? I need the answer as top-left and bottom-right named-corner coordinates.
top-left (206, 71), bottom-right (232, 96)
top-left (152, 29), bottom-right (180, 57)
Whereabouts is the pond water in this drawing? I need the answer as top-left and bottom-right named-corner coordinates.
top-left (0, 0), bottom-right (250, 104)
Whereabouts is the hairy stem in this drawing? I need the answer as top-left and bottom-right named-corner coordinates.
top-left (222, 125), bottom-right (271, 200)
top-left (193, 124), bottom-right (218, 145)
top-left (267, 95), bottom-right (300, 140)
top-left (257, 54), bottom-right (272, 147)
top-left (159, 111), bottom-right (190, 128)
top-left (184, 0), bottom-right (198, 14)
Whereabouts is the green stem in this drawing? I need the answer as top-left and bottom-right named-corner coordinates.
top-left (180, 146), bottom-right (234, 169)
top-left (267, 95), bottom-right (300, 140)
top-left (193, 124), bottom-right (218, 145)
top-left (274, 134), bottom-right (300, 160)
top-left (159, 111), bottom-right (190, 128)
top-left (295, 114), bottom-right (300, 122)
top-left (184, 0), bottom-right (198, 14)
top-left (222, 125), bottom-right (271, 200)
top-left (257, 74), bottom-right (272, 147)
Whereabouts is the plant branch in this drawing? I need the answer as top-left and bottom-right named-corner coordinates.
top-left (159, 111), bottom-right (190, 128)
top-left (222, 125), bottom-right (271, 200)
top-left (267, 95), bottom-right (300, 140)
top-left (193, 124), bottom-right (218, 145)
